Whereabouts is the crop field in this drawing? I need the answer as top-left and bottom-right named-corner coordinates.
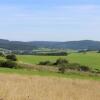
top-left (0, 74), bottom-right (99, 100)
top-left (17, 52), bottom-right (100, 70)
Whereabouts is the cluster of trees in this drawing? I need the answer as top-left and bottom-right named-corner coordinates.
top-left (0, 54), bottom-right (18, 68)
top-left (34, 52), bottom-right (68, 56)
top-left (39, 58), bottom-right (90, 73)
top-left (12, 49), bottom-right (68, 56)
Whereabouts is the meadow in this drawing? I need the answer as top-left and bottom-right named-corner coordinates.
top-left (0, 74), bottom-right (99, 100)
top-left (17, 55), bottom-right (67, 64)
top-left (0, 52), bottom-right (100, 100)
top-left (17, 52), bottom-right (100, 70)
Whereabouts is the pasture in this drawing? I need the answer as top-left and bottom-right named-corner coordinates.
top-left (17, 55), bottom-right (67, 64)
top-left (0, 74), bottom-right (99, 100)
top-left (17, 52), bottom-right (100, 70)
top-left (0, 53), bottom-right (100, 100)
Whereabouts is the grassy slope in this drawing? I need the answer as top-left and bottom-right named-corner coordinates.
top-left (17, 52), bottom-right (100, 70)
top-left (0, 67), bottom-right (99, 80)
top-left (0, 53), bottom-right (100, 80)
top-left (17, 55), bottom-right (67, 64)
top-left (68, 53), bottom-right (100, 70)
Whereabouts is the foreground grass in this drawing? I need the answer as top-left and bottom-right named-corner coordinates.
top-left (0, 67), bottom-right (100, 80)
top-left (0, 73), bottom-right (100, 100)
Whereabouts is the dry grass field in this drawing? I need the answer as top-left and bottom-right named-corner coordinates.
top-left (0, 74), bottom-right (99, 100)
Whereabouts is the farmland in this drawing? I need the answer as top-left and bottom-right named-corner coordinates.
top-left (17, 52), bottom-right (100, 70)
top-left (17, 55), bottom-right (67, 64)
top-left (0, 52), bottom-right (100, 100)
top-left (0, 0), bottom-right (100, 99)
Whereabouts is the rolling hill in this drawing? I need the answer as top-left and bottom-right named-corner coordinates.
top-left (0, 39), bottom-right (100, 50)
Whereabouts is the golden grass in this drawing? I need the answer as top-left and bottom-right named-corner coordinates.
top-left (0, 74), bottom-right (99, 100)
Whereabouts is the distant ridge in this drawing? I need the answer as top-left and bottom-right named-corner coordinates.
top-left (0, 39), bottom-right (100, 50)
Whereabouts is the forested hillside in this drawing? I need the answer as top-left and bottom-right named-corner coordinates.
top-left (0, 39), bottom-right (100, 50)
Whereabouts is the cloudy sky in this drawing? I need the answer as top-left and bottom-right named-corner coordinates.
top-left (0, 0), bottom-right (100, 41)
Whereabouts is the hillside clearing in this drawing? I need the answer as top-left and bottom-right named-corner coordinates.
top-left (0, 74), bottom-right (99, 100)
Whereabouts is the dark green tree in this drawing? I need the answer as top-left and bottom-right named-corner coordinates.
top-left (6, 54), bottom-right (17, 61)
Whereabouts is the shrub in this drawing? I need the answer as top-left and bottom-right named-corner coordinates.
top-left (38, 59), bottom-right (90, 73)
top-left (58, 63), bottom-right (66, 74)
top-left (57, 62), bottom-right (90, 72)
top-left (6, 54), bottom-right (17, 61)
top-left (38, 61), bottom-right (52, 65)
top-left (65, 63), bottom-right (80, 70)
top-left (79, 65), bottom-right (90, 72)
top-left (54, 58), bottom-right (68, 66)
top-left (0, 60), bottom-right (17, 68)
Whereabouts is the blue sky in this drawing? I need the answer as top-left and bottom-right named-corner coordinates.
top-left (0, 0), bottom-right (100, 41)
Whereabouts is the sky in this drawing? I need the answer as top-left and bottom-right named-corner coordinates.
top-left (0, 0), bottom-right (100, 41)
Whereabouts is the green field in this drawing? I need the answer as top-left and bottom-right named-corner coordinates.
top-left (17, 55), bottom-right (67, 64)
top-left (68, 53), bottom-right (100, 70)
top-left (17, 52), bottom-right (100, 70)
top-left (0, 57), bottom-right (4, 60)
top-left (0, 53), bottom-right (100, 80)
top-left (0, 67), bottom-right (99, 80)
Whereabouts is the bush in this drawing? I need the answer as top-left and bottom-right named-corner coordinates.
top-left (65, 63), bottom-right (80, 70)
top-left (79, 65), bottom-right (90, 72)
top-left (65, 63), bottom-right (90, 71)
top-left (54, 58), bottom-right (68, 66)
top-left (38, 61), bottom-right (52, 65)
top-left (0, 60), bottom-right (17, 68)
top-left (57, 62), bottom-right (90, 72)
top-left (38, 58), bottom-right (90, 73)
top-left (58, 63), bottom-right (66, 74)
top-left (38, 58), bottom-right (68, 66)
top-left (6, 54), bottom-right (17, 61)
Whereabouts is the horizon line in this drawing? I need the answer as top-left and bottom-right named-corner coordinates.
top-left (0, 38), bottom-right (100, 42)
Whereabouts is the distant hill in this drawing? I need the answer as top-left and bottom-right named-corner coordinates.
top-left (0, 39), bottom-right (35, 50)
top-left (0, 39), bottom-right (100, 50)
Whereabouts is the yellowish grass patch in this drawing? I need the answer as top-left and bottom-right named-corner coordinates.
top-left (0, 74), bottom-right (99, 100)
